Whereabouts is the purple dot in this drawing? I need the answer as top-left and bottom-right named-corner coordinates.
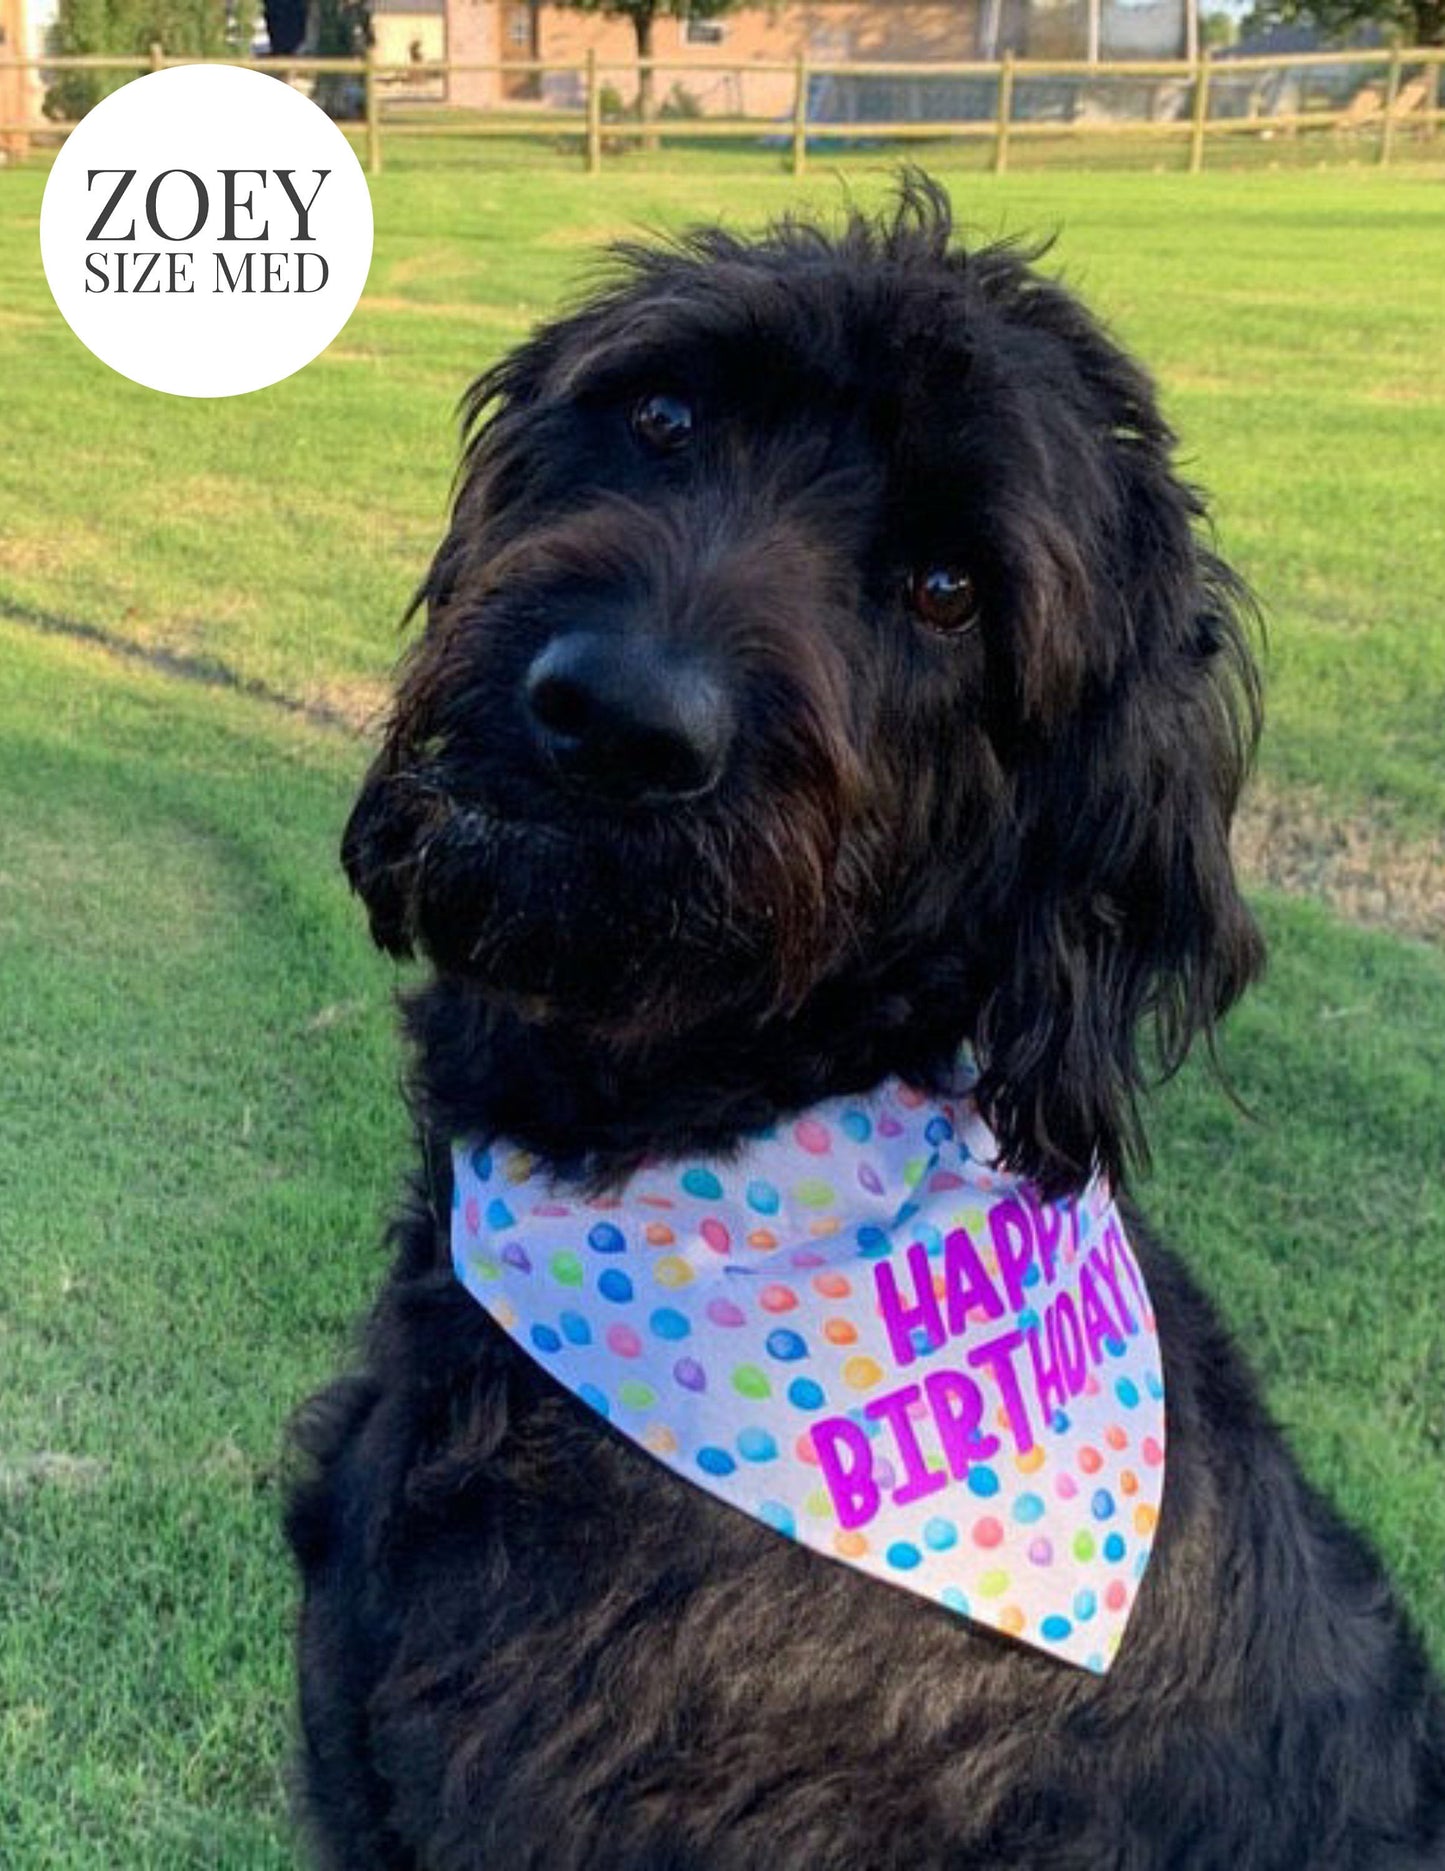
top-left (501, 1242), bottom-right (531, 1273)
top-left (706, 1298), bottom-right (745, 1328)
top-left (673, 1357), bottom-right (707, 1392)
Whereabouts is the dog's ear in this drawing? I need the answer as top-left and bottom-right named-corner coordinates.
top-left (967, 282), bottom-right (1265, 1194)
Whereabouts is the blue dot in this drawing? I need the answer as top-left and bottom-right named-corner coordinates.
top-left (967, 1466), bottom-right (1000, 1498)
top-left (766, 1328), bottom-right (808, 1362)
top-left (923, 1517), bottom-right (958, 1551)
top-left (910, 1325), bottom-right (939, 1356)
top-left (587, 1222), bottom-right (625, 1254)
top-left (856, 1224), bottom-right (891, 1258)
top-left (485, 1199), bottom-right (515, 1229)
top-left (1091, 1488), bottom-right (1116, 1521)
top-left (598, 1269), bottom-right (633, 1304)
top-left (697, 1445), bottom-right (735, 1476)
top-left (788, 1377), bottom-right (825, 1410)
top-left (1146, 1370), bottom-right (1165, 1400)
top-left (1115, 1377), bottom-right (1140, 1409)
top-left (745, 1179), bottom-right (781, 1214)
top-left (839, 1110), bottom-right (872, 1143)
top-left (759, 1500), bottom-right (795, 1536)
top-left (1135, 1551), bottom-right (1149, 1578)
top-left (1103, 1335), bottom-right (1127, 1359)
top-left (529, 1323), bottom-right (561, 1354)
top-left (913, 1223), bottom-right (941, 1255)
top-left (578, 1383), bottom-right (610, 1419)
top-left (649, 1307), bottom-right (690, 1340)
top-left (1022, 1260), bottom-right (1041, 1289)
top-left (737, 1428), bottom-right (778, 1463)
top-left (1016, 1308), bottom-right (1040, 1333)
top-left (886, 1541), bottom-right (922, 1571)
top-left (924, 1116), bottom-right (953, 1145)
top-left (682, 1167), bottom-right (723, 1200)
top-left (468, 1146), bottom-right (491, 1179)
top-left (1012, 1491), bottom-right (1045, 1524)
top-left (1103, 1532), bottom-right (1126, 1563)
top-left (1040, 1615), bottom-right (1073, 1642)
top-left (1074, 1589), bottom-right (1098, 1623)
top-left (941, 1586), bottom-right (971, 1616)
top-left (1051, 1410), bottom-right (1071, 1434)
top-left (559, 1311), bottom-right (592, 1346)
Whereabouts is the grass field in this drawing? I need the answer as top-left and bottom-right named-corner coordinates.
top-left (1, 148), bottom-right (1442, 1866)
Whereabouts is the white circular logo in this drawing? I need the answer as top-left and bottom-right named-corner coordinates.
top-left (40, 64), bottom-right (374, 398)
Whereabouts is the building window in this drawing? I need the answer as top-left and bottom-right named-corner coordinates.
top-left (507, 5), bottom-right (531, 48)
top-left (684, 18), bottom-right (726, 44)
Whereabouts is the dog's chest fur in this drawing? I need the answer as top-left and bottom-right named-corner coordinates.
top-left (291, 1189), bottom-right (1444, 1871)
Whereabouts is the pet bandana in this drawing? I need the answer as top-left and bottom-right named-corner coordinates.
top-left (451, 1064), bottom-right (1165, 1673)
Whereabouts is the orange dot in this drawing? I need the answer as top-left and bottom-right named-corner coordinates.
top-left (1120, 1469), bottom-right (1139, 1496)
top-left (1015, 1445), bottom-right (1046, 1474)
top-left (808, 1216), bottom-right (842, 1238)
top-left (813, 1272), bottom-right (852, 1299)
top-left (1078, 1446), bottom-right (1103, 1475)
top-left (1134, 1503), bottom-right (1158, 1536)
top-left (642, 1424), bottom-right (678, 1455)
top-left (999, 1605), bottom-right (1027, 1636)
top-left (835, 1530), bottom-right (868, 1559)
top-left (824, 1318), bottom-right (858, 1346)
top-left (932, 1272), bottom-right (948, 1300)
top-left (1105, 1424), bottom-right (1128, 1451)
top-left (843, 1355), bottom-right (883, 1391)
top-left (747, 1229), bottom-right (778, 1251)
top-left (644, 1222), bottom-right (675, 1247)
top-left (796, 1432), bottom-right (820, 1465)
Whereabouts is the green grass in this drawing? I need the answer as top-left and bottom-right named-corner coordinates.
top-left (0, 151), bottom-right (1441, 1865)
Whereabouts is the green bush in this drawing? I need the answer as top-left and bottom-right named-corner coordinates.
top-left (44, 0), bottom-right (238, 121)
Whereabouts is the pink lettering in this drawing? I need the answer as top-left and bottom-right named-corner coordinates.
top-left (943, 1226), bottom-right (1005, 1336)
top-left (924, 1368), bottom-right (1001, 1477)
top-left (811, 1417), bottom-right (881, 1530)
top-left (873, 1243), bottom-right (946, 1367)
top-left (865, 1384), bottom-right (947, 1505)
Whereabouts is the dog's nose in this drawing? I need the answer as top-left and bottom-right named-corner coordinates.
top-left (524, 632), bottom-right (731, 803)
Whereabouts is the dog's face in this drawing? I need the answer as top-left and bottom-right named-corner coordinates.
top-left (345, 179), bottom-right (1263, 1189)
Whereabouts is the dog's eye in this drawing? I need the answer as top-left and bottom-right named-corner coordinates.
top-left (632, 392), bottom-right (696, 454)
top-left (910, 566), bottom-right (980, 636)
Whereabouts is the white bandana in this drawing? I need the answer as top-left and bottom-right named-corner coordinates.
top-left (451, 1065), bottom-right (1165, 1673)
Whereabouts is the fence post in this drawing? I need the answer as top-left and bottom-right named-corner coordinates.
top-left (149, 40), bottom-right (164, 72)
top-left (1424, 55), bottom-right (1440, 144)
top-left (586, 47), bottom-right (602, 173)
top-left (1189, 46), bottom-right (1211, 174)
top-left (993, 50), bottom-right (1014, 174)
top-left (791, 49), bottom-right (808, 177)
top-left (1379, 39), bottom-right (1403, 166)
top-left (365, 40), bottom-right (382, 176)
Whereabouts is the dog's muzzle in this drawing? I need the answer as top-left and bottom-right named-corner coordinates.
top-left (524, 630), bottom-right (733, 806)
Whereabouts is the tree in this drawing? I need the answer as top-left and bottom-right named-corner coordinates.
top-left (1239, 0), bottom-right (1443, 45)
top-left (47, 0), bottom-right (235, 118)
top-left (553, 0), bottom-right (743, 126)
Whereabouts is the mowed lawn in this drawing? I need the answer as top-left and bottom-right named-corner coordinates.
top-left (1, 148), bottom-right (1442, 1866)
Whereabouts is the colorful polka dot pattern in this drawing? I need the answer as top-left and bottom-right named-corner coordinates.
top-left (452, 1064), bottom-right (1165, 1675)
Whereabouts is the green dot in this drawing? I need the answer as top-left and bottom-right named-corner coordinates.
top-left (904, 1155), bottom-right (927, 1188)
top-left (978, 1568), bottom-right (1010, 1598)
top-left (549, 1251), bottom-right (584, 1287)
top-left (794, 1178), bottom-right (836, 1210)
top-left (467, 1253), bottom-right (500, 1283)
top-left (617, 1380), bottom-right (657, 1411)
top-left (732, 1363), bottom-right (772, 1399)
top-left (1073, 1530), bottom-right (1096, 1562)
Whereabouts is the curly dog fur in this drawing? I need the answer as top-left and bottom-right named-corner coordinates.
top-left (287, 178), bottom-right (1445, 1869)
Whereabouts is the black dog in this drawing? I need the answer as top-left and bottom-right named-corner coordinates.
top-left (288, 178), bottom-right (1445, 1869)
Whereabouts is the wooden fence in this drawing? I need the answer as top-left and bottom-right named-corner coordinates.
top-left (1, 43), bottom-right (1442, 176)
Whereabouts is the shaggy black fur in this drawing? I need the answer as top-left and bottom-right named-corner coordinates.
top-left (288, 177), bottom-right (1445, 1869)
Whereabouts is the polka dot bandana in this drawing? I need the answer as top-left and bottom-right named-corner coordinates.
top-left (451, 1066), bottom-right (1165, 1673)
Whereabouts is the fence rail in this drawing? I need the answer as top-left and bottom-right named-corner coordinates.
top-left (2, 43), bottom-right (1442, 174)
